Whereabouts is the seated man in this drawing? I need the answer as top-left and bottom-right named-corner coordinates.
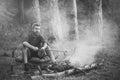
top-left (22, 23), bottom-right (56, 70)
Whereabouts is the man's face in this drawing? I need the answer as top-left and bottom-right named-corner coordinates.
top-left (33, 26), bottom-right (41, 34)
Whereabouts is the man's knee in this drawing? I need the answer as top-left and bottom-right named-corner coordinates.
top-left (23, 41), bottom-right (28, 47)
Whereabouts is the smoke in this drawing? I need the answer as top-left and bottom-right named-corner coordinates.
top-left (51, 10), bottom-right (119, 68)
top-left (52, 16), bottom-right (119, 67)
top-left (49, 0), bottom-right (103, 67)
top-left (66, 18), bottom-right (119, 67)
top-left (68, 38), bottom-right (102, 67)
top-left (52, 28), bottom-right (103, 67)
top-left (25, 0), bottom-right (119, 67)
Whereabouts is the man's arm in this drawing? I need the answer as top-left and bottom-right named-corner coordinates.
top-left (41, 42), bottom-right (48, 50)
top-left (23, 41), bottom-right (38, 51)
top-left (41, 42), bottom-right (56, 63)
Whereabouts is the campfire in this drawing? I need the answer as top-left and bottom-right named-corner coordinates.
top-left (30, 59), bottom-right (104, 79)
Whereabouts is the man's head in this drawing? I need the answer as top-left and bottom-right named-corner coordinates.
top-left (32, 23), bottom-right (41, 34)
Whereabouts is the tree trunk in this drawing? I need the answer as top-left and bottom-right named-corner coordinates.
top-left (32, 0), bottom-right (41, 24)
top-left (73, 0), bottom-right (79, 40)
top-left (20, 0), bottom-right (24, 24)
top-left (50, 0), bottom-right (63, 40)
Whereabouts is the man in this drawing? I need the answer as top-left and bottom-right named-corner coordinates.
top-left (22, 23), bottom-right (56, 70)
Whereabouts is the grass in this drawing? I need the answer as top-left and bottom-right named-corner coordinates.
top-left (0, 45), bottom-right (120, 80)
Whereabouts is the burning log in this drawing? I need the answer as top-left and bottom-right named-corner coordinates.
top-left (31, 61), bottom-right (104, 79)
top-left (47, 60), bottom-right (73, 72)
top-left (44, 63), bottom-right (103, 76)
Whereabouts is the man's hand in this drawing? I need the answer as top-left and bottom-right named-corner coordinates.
top-left (34, 47), bottom-right (39, 51)
top-left (40, 47), bottom-right (45, 50)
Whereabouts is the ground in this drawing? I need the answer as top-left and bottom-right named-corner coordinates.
top-left (0, 44), bottom-right (120, 80)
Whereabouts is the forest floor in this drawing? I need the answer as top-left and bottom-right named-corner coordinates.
top-left (0, 45), bottom-right (120, 80)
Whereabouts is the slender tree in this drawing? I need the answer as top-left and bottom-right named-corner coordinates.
top-left (73, 0), bottom-right (79, 40)
top-left (32, 0), bottom-right (41, 24)
top-left (20, 0), bottom-right (24, 24)
top-left (50, 0), bottom-right (63, 40)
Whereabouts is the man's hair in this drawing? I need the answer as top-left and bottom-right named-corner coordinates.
top-left (32, 23), bottom-right (40, 28)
